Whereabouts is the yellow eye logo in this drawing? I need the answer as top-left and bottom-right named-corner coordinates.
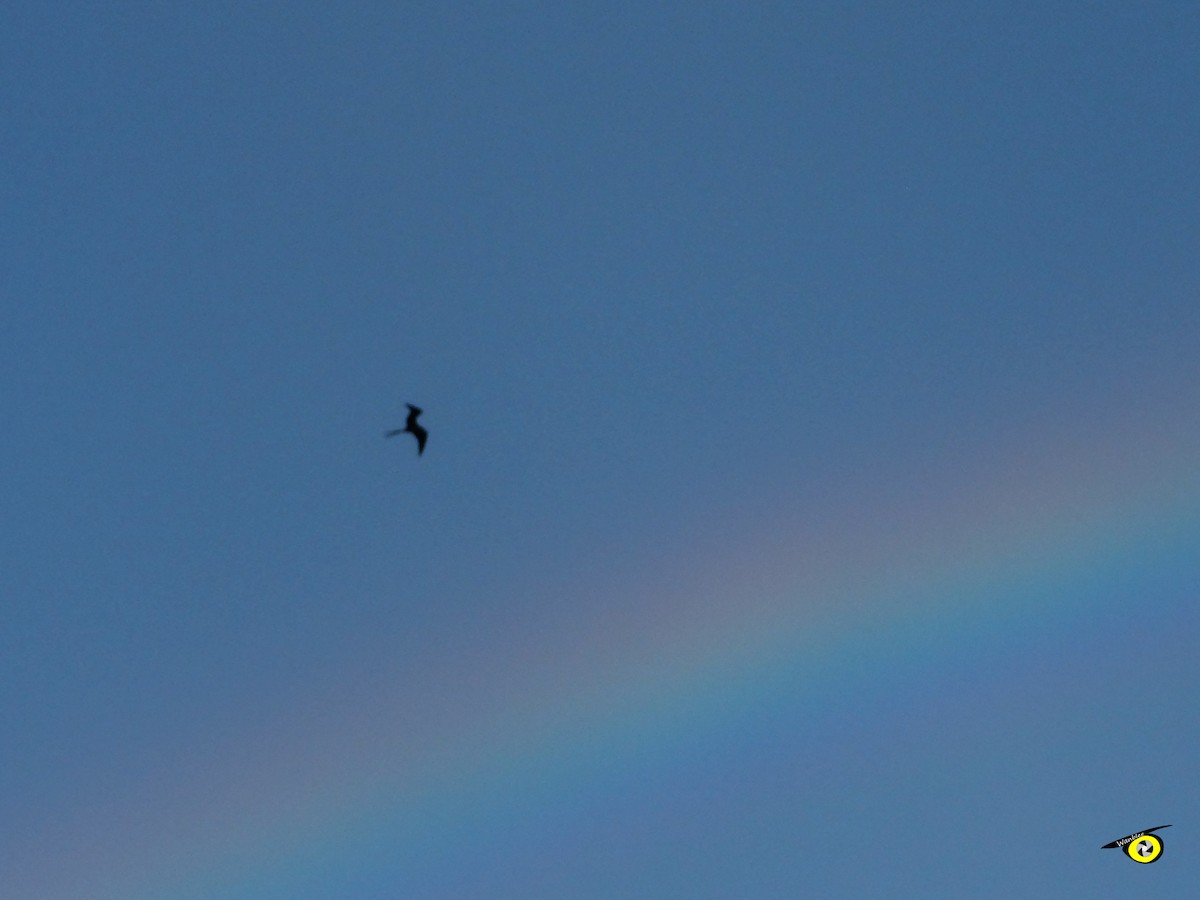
top-left (1101, 825), bottom-right (1171, 864)
top-left (1126, 834), bottom-right (1162, 863)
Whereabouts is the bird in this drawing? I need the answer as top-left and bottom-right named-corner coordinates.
top-left (385, 403), bottom-right (427, 455)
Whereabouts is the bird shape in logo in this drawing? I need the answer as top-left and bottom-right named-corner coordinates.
top-left (385, 403), bottom-right (427, 456)
top-left (1101, 825), bottom-right (1171, 864)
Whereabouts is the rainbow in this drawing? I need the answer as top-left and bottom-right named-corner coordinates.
top-left (13, 397), bottom-right (1200, 899)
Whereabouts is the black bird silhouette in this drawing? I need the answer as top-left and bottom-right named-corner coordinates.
top-left (385, 403), bottom-right (427, 455)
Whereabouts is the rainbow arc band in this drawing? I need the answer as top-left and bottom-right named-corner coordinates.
top-left (1101, 825), bottom-right (1172, 864)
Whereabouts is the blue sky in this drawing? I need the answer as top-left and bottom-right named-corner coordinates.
top-left (2, 3), bottom-right (1198, 898)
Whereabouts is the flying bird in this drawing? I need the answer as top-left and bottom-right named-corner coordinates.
top-left (385, 403), bottom-right (427, 455)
